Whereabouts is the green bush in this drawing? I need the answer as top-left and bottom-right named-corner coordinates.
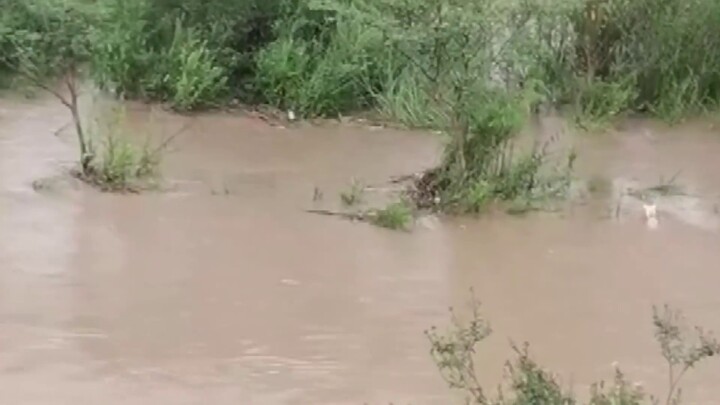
top-left (81, 104), bottom-right (164, 192)
top-left (566, 0), bottom-right (720, 120)
top-left (89, 0), bottom-right (154, 98)
top-left (156, 24), bottom-right (228, 110)
top-left (254, 37), bottom-right (312, 109)
top-left (574, 77), bottom-right (636, 129)
top-left (90, 1), bottom-right (228, 109)
top-left (371, 201), bottom-right (413, 230)
top-left (254, 2), bottom-right (388, 117)
top-left (0, 0), bottom-right (92, 84)
top-left (143, 0), bottom-right (289, 84)
top-left (504, 344), bottom-right (576, 405)
top-left (423, 90), bottom-right (569, 213)
top-left (373, 66), bottom-right (445, 128)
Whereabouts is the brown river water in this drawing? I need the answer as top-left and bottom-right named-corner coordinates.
top-left (1, 95), bottom-right (720, 404)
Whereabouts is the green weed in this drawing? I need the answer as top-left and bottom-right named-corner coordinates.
top-left (254, 3), bottom-right (387, 117)
top-left (574, 78), bottom-right (636, 131)
top-left (89, 0), bottom-right (153, 98)
top-left (340, 179), bottom-right (365, 207)
top-left (82, 134), bottom-right (163, 192)
top-left (371, 201), bottom-right (413, 231)
top-left (0, 0), bottom-right (93, 80)
top-left (372, 65), bottom-right (446, 129)
top-left (457, 180), bottom-right (495, 213)
top-left (90, 0), bottom-right (228, 110)
top-left (94, 136), bottom-right (144, 191)
top-left (503, 343), bottom-right (576, 405)
top-left (160, 23), bottom-right (228, 110)
top-left (75, 103), bottom-right (168, 192)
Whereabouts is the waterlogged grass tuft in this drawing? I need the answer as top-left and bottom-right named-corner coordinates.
top-left (80, 135), bottom-right (161, 192)
top-left (340, 179), bottom-right (365, 207)
top-left (370, 201), bottom-right (414, 231)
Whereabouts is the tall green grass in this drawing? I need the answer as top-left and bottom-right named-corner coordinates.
top-left (254, 2), bottom-right (390, 117)
top-left (90, 0), bottom-right (228, 110)
top-left (0, 0), bottom-right (93, 86)
top-left (564, 0), bottom-right (720, 122)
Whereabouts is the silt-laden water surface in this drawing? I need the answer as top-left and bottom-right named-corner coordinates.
top-left (1, 96), bottom-right (719, 404)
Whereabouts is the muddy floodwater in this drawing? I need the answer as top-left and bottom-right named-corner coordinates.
top-left (1, 95), bottom-right (720, 404)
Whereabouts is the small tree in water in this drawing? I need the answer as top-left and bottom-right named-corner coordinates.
top-left (317, 0), bottom-right (572, 214)
top-left (652, 305), bottom-right (720, 405)
top-left (2, 1), bottom-right (170, 192)
top-left (426, 292), bottom-right (720, 405)
top-left (2, 1), bottom-right (94, 173)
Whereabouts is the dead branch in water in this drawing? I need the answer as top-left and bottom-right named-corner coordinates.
top-left (389, 172), bottom-right (423, 184)
top-left (54, 122), bottom-right (72, 137)
top-left (305, 209), bottom-right (371, 222)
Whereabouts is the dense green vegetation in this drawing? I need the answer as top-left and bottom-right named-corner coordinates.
top-left (2, 0), bottom-right (719, 201)
top-left (5, 0), bottom-right (718, 119)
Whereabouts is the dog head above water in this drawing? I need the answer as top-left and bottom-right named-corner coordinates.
top-left (643, 203), bottom-right (657, 219)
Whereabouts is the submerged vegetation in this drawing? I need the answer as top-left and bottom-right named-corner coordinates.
top-left (370, 200), bottom-right (414, 231)
top-left (340, 178), bottom-right (366, 207)
top-left (76, 104), bottom-right (171, 192)
top-left (2, 0), bottom-right (720, 201)
top-left (428, 292), bottom-right (720, 405)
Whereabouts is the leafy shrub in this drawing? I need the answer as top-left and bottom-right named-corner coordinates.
top-left (254, 2), bottom-right (387, 117)
top-left (94, 135), bottom-right (144, 190)
top-left (503, 344), bottom-right (576, 405)
top-left (371, 201), bottom-right (413, 230)
top-left (373, 66), bottom-right (445, 128)
top-left (89, 0), bottom-right (154, 97)
top-left (77, 103), bottom-right (166, 192)
top-left (567, 0), bottom-right (720, 119)
top-left (574, 77), bottom-right (636, 129)
top-left (0, 0), bottom-right (92, 82)
top-left (91, 1), bottom-right (228, 109)
top-left (89, 0), bottom-right (288, 109)
top-left (340, 179), bottom-right (365, 207)
top-left (156, 24), bottom-right (228, 110)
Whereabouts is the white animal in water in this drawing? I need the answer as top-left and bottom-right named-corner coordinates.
top-left (643, 203), bottom-right (658, 229)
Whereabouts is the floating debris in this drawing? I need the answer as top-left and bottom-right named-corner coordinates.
top-left (280, 279), bottom-right (300, 286)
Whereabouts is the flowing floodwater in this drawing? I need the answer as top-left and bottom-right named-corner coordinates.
top-left (1, 95), bottom-right (720, 404)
